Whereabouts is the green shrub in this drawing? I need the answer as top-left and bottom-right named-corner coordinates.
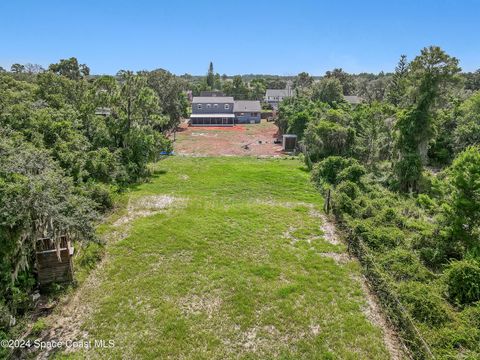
top-left (311, 156), bottom-right (358, 186)
top-left (78, 242), bottom-right (104, 273)
top-left (361, 203), bottom-right (376, 219)
top-left (82, 182), bottom-right (114, 213)
top-left (352, 219), bottom-right (404, 250)
top-left (11, 286), bottom-right (31, 315)
top-left (337, 163), bottom-right (366, 184)
top-left (333, 192), bottom-right (357, 216)
top-left (85, 147), bottom-right (120, 183)
top-left (332, 181), bottom-right (361, 216)
top-left (365, 226), bottom-right (404, 250)
top-left (461, 303), bottom-right (480, 329)
top-left (304, 120), bottom-right (355, 160)
top-left (412, 229), bottom-right (463, 268)
top-left (432, 323), bottom-right (480, 355)
top-left (336, 180), bottom-right (360, 199)
top-left (380, 249), bottom-right (432, 281)
top-left (444, 260), bottom-right (480, 305)
top-left (397, 281), bottom-right (450, 326)
top-left (31, 318), bottom-right (47, 336)
top-left (416, 193), bottom-right (435, 210)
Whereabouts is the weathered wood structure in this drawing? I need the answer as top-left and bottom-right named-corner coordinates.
top-left (35, 236), bottom-right (74, 286)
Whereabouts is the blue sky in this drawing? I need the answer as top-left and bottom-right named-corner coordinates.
top-left (1, 0), bottom-right (479, 75)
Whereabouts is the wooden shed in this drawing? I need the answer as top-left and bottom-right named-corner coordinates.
top-left (36, 236), bottom-right (74, 286)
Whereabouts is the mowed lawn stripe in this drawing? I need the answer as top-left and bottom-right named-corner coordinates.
top-left (61, 157), bottom-right (390, 359)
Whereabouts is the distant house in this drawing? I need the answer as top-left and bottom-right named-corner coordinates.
top-left (234, 101), bottom-right (261, 124)
top-left (190, 96), bottom-right (261, 126)
top-left (265, 85), bottom-right (294, 109)
top-left (344, 95), bottom-right (363, 105)
top-left (191, 96), bottom-right (235, 126)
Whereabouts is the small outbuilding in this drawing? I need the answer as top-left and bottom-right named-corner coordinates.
top-left (282, 134), bottom-right (297, 152)
top-left (36, 236), bottom-right (74, 286)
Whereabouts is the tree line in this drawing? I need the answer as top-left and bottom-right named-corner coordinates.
top-left (178, 60), bottom-right (480, 105)
top-left (276, 46), bottom-right (480, 358)
top-left (0, 57), bottom-right (189, 347)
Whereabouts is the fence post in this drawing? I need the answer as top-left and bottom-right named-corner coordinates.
top-left (324, 189), bottom-right (331, 214)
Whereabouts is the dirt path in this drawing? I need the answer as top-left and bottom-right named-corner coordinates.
top-left (318, 213), bottom-right (406, 360)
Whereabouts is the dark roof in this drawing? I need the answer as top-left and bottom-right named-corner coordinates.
top-left (234, 100), bottom-right (261, 112)
top-left (192, 96), bottom-right (234, 103)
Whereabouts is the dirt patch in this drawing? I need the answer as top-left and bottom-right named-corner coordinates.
top-left (282, 226), bottom-right (297, 242)
top-left (357, 277), bottom-right (407, 360)
top-left (178, 294), bottom-right (222, 318)
top-left (320, 252), bottom-right (351, 264)
top-left (319, 214), bottom-right (341, 245)
top-left (172, 120), bottom-right (284, 157)
top-left (224, 324), bottom-right (308, 357)
top-left (319, 215), bottom-right (405, 359)
top-left (112, 195), bottom-right (182, 227)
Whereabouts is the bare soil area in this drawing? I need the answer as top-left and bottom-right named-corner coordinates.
top-left (171, 120), bottom-right (284, 156)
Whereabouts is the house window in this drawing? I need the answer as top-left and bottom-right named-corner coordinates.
top-left (206, 104), bottom-right (211, 108)
top-left (224, 104), bottom-right (230, 110)
top-left (197, 104), bottom-right (202, 110)
top-left (213, 104), bottom-right (218, 108)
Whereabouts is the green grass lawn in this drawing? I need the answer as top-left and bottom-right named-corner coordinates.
top-left (58, 157), bottom-right (390, 359)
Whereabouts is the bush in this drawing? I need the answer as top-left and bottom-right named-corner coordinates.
top-left (304, 120), bottom-right (355, 160)
top-left (444, 260), bottom-right (480, 305)
top-left (336, 180), bottom-right (360, 199)
top-left (11, 287), bottom-right (31, 315)
top-left (461, 303), bottom-right (480, 329)
top-left (397, 281), bottom-right (450, 326)
top-left (332, 181), bottom-right (361, 216)
top-left (349, 219), bottom-right (404, 250)
top-left (416, 193), bottom-right (435, 210)
top-left (412, 229), bottom-right (464, 268)
top-left (432, 323), bottom-right (480, 355)
top-left (380, 207), bottom-right (398, 223)
top-left (333, 192), bottom-right (358, 216)
top-left (380, 249), bottom-right (432, 281)
top-left (82, 182), bottom-right (114, 213)
top-left (311, 156), bottom-right (351, 186)
top-left (362, 226), bottom-right (404, 250)
top-left (311, 156), bottom-right (363, 186)
top-left (78, 242), bottom-right (104, 273)
top-left (85, 148), bottom-right (120, 183)
top-left (337, 163), bottom-right (366, 184)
